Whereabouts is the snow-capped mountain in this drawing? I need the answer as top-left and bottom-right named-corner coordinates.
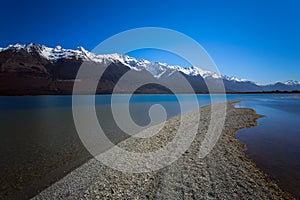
top-left (0, 43), bottom-right (299, 95)
top-left (0, 43), bottom-right (251, 82)
top-left (283, 80), bottom-right (300, 86)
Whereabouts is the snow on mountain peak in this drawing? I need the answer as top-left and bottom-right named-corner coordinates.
top-left (284, 80), bottom-right (300, 85)
top-left (8, 43), bottom-right (25, 50)
top-left (0, 43), bottom-right (253, 83)
top-left (221, 75), bottom-right (248, 82)
top-left (54, 46), bottom-right (62, 51)
top-left (76, 46), bottom-right (87, 52)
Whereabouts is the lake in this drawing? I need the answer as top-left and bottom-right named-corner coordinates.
top-left (0, 94), bottom-right (299, 199)
top-left (234, 94), bottom-right (300, 198)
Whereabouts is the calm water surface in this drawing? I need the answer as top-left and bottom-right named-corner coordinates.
top-left (0, 94), bottom-right (299, 199)
top-left (234, 94), bottom-right (300, 198)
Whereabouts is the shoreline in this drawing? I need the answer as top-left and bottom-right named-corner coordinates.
top-left (33, 101), bottom-right (294, 199)
top-left (0, 91), bottom-right (300, 96)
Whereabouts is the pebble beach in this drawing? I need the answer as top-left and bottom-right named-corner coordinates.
top-left (33, 101), bottom-right (294, 199)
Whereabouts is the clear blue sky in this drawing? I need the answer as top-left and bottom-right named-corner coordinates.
top-left (1, 0), bottom-right (299, 84)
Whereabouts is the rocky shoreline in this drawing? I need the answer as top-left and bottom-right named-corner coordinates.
top-left (33, 101), bottom-right (294, 199)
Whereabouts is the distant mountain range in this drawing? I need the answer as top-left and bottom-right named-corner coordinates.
top-left (0, 43), bottom-right (299, 95)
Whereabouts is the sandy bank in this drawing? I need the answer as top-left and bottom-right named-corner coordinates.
top-left (33, 101), bottom-right (294, 199)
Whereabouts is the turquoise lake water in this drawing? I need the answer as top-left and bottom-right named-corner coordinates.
top-left (0, 94), bottom-right (299, 199)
